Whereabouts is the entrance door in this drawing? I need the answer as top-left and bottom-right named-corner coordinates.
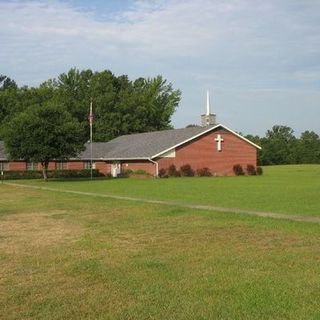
top-left (111, 162), bottom-right (121, 177)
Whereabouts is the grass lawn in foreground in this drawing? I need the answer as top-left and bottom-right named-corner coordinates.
top-left (0, 183), bottom-right (320, 319)
top-left (14, 164), bottom-right (320, 216)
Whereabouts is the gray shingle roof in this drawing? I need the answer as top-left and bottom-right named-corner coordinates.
top-left (77, 123), bottom-right (260, 160)
top-left (77, 142), bottom-right (113, 160)
top-left (99, 125), bottom-right (215, 159)
top-left (0, 124), bottom-right (260, 162)
top-left (75, 126), bottom-right (212, 160)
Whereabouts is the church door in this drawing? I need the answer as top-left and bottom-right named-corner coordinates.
top-left (111, 162), bottom-right (121, 177)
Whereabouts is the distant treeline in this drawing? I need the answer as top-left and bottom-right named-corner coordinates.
top-left (0, 69), bottom-right (181, 141)
top-left (245, 126), bottom-right (320, 165)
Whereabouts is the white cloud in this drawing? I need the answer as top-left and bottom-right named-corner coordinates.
top-left (0, 0), bottom-right (319, 134)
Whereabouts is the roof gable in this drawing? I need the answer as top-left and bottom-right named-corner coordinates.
top-left (152, 124), bottom-right (261, 159)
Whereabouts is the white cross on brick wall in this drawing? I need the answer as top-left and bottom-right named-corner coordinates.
top-left (215, 134), bottom-right (224, 151)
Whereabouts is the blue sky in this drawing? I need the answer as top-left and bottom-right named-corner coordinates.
top-left (1, 0), bottom-right (319, 136)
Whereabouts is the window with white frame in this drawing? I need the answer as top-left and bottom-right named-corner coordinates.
top-left (84, 161), bottom-right (95, 169)
top-left (0, 162), bottom-right (9, 171)
top-left (55, 161), bottom-right (67, 170)
top-left (26, 162), bottom-right (37, 171)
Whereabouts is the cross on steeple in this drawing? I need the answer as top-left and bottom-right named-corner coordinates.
top-left (215, 134), bottom-right (224, 151)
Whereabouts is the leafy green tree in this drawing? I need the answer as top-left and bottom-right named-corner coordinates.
top-left (0, 69), bottom-right (181, 141)
top-left (56, 69), bottom-right (181, 141)
top-left (2, 103), bottom-right (85, 181)
top-left (245, 134), bottom-right (262, 164)
top-left (0, 80), bottom-right (58, 137)
top-left (0, 75), bottom-right (17, 91)
top-left (260, 125), bottom-right (296, 165)
top-left (57, 68), bottom-right (94, 122)
top-left (0, 75), bottom-right (18, 133)
top-left (296, 131), bottom-right (320, 163)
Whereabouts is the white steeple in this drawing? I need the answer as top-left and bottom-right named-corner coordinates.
top-left (201, 90), bottom-right (217, 127)
top-left (206, 89), bottom-right (210, 116)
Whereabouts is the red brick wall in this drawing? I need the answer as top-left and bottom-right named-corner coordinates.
top-left (157, 129), bottom-right (257, 176)
top-left (5, 160), bottom-right (111, 175)
top-left (95, 162), bottom-right (111, 175)
top-left (66, 161), bottom-right (84, 170)
top-left (47, 162), bottom-right (55, 170)
top-left (121, 161), bottom-right (155, 175)
top-left (8, 162), bottom-right (27, 171)
top-left (8, 162), bottom-right (65, 171)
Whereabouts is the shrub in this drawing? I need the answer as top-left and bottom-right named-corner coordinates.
top-left (174, 170), bottom-right (181, 177)
top-left (2, 170), bottom-right (42, 180)
top-left (49, 169), bottom-right (103, 178)
top-left (123, 169), bottom-right (133, 175)
top-left (168, 164), bottom-right (177, 177)
top-left (246, 164), bottom-right (256, 176)
top-left (180, 164), bottom-right (195, 177)
top-left (256, 166), bottom-right (263, 176)
top-left (167, 164), bottom-right (181, 177)
top-left (134, 169), bottom-right (147, 175)
top-left (196, 167), bottom-right (212, 177)
top-left (233, 164), bottom-right (244, 176)
top-left (158, 168), bottom-right (167, 178)
top-left (2, 169), bottom-right (103, 180)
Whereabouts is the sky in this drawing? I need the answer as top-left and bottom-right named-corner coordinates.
top-left (1, 0), bottom-right (320, 136)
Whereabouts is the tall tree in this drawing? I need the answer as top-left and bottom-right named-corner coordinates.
top-left (56, 69), bottom-right (181, 141)
top-left (260, 125), bottom-right (297, 165)
top-left (296, 131), bottom-right (320, 164)
top-left (2, 103), bottom-right (85, 181)
top-left (0, 75), bottom-right (18, 132)
top-left (0, 69), bottom-right (181, 141)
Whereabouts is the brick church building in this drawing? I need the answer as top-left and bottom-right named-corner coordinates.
top-left (0, 93), bottom-right (260, 177)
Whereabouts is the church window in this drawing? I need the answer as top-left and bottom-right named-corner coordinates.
top-left (55, 161), bottom-right (67, 170)
top-left (26, 162), bottom-right (37, 171)
top-left (0, 162), bottom-right (9, 171)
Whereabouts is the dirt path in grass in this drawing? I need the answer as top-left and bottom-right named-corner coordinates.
top-left (4, 182), bottom-right (320, 224)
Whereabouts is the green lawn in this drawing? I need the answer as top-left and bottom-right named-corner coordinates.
top-left (1, 165), bottom-right (320, 319)
top-left (14, 164), bottom-right (320, 216)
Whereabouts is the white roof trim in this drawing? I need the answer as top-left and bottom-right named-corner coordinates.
top-left (102, 157), bottom-right (150, 161)
top-left (219, 124), bottom-right (261, 150)
top-left (72, 157), bottom-right (150, 161)
top-left (151, 123), bottom-right (261, 159)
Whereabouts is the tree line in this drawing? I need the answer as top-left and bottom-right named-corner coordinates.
top-left (245, 125), bottom-right (320, 165)
top-left (0, 69), bottom-right (181, 141)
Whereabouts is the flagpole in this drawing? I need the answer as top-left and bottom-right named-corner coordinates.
top-left (90, 98), bottom-right (93, 180)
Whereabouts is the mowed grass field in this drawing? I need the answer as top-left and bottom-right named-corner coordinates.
top-left (0, 165), bottom-right (320, 319)
top-left (15, 164), bottom-right (320, 216)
